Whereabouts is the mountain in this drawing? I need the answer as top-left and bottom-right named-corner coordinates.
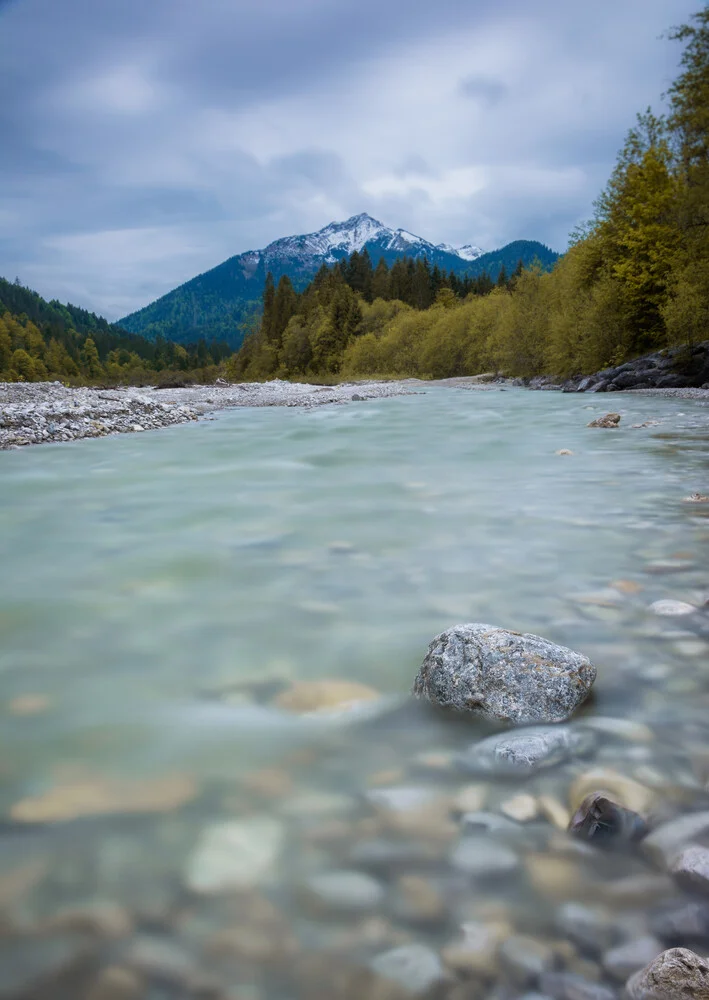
top-left (119, 214), bottom-right (558, 348)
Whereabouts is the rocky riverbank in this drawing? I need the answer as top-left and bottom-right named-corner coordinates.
top-left (523, 340), bottom-right (709, 395)
top-left (0, 379), bottom-right (423, 449)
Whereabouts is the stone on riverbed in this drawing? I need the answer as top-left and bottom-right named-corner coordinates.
top-left (456, 725), bottom-right (596, 777)
top-left (569, 793), bottom-right (648, 847)
top-left (625, 947), bottom-right (709, 999)
top-left (413, 623), bottom-right (595, 724)
top-left (184, 817), bottom-right (284, 893)
top-left (670, 844), bottom-right (709, 896)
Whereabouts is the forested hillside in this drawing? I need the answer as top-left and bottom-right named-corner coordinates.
top-left (229, 6), bottom-right (709, 383)
top-left (0, 277), bottom-right (231, 384)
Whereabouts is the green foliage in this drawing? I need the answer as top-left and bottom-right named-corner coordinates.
top-left (0, 278), bottom-right (234, 385)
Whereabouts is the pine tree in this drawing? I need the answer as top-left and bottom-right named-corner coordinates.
top-left (80, 336), bottom-right (103, 378)
top-left (261, 272), bottom-right (276, 343)
top-left (371, 258), bottom-right (391, 301)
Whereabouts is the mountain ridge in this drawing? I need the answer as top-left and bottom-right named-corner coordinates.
top-left (120, 214), bottom-right (558, 348)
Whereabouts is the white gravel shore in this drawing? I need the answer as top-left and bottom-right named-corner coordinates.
top-left (0, 379), bottom-right (426, 449)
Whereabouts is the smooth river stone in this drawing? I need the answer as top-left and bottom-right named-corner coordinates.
top-left (670, 844), bottom-right (709, 896)
top-left (643, 811), bottom-right (709, 868)
top-left (299, 870), bottom-right (385, 915)
top-left (368, 943), bottom-right (447, 997)
top-left (626, 947), bottom-right (709, 999)
top-left (457, 726), bottom-right (596, 777)
top-left (449, 837), bottom-right (520, 878)
top-left (184, 817), bottom-right (284, 893)
top-left (414, 623), bottom-right (596, 724)
top-left (602, 937), bottom-right (663, 982)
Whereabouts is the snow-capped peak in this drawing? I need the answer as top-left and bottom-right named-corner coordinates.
top-left (436, 242), bottom-right (484, 261)
top-left (261, 213), bottom-right (483, 268)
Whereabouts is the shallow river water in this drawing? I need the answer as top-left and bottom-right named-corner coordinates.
top-left (1, 386), bottom-right (709, 1000)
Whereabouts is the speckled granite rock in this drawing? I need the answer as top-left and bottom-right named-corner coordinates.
top-left (625, 947), bottom-right (709, 999)
top-left (413, 624), bottom-right (595, 724)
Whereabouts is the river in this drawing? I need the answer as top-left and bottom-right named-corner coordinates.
top-left (0, 386), bottom-right (708, 999)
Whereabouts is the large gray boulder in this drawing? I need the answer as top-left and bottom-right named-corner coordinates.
top-left (414, 623), bottom-right (595, 724)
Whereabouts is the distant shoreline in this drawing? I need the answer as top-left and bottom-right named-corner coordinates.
top-left (1, 378), bottom-right (708, 451)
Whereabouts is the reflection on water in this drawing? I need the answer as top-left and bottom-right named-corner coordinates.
top-left (0, 387), bottom-right (708, 999)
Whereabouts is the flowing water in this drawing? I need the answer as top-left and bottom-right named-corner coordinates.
top-left (0, 386), bottom-right (708, 999)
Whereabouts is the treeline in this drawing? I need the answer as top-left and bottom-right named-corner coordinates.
top-left (227, 250), bottom-right (524, 380)
top-left (0, 277), bottom-right (232, 384)
top-left (230, 5), bottom-right (709, 382)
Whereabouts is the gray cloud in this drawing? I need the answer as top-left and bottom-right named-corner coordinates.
top-left (0, 0), bottom-right (699, 319)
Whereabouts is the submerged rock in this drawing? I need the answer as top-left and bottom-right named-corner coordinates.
top-left (273, 679), bottom-right (380, 713)
top-left (626, 947), bottom-right (709, 999)
top-left (184, 817), bottom-right (284, 893)
top-left (368, 943), bottom-right (447, 997)
top-left (643, 811), bottom-right (709, 868)
top-left (670, 844), bottom-right (709, 897)
top-left (413, 623), bottom-right (595, 724)
top-left (456, 725), bottom-right (596, 777)
top-left (569, 793), bottom-right (648, 846)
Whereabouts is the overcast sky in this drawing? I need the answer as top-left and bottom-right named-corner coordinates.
top-left (0, 0), bottom-right (699, 320)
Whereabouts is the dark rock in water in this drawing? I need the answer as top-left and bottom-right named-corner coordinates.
top-left (540, 970), bottom-right (618, 1000)
top-left (569, 793), bottom-right (648, 847)
top-left (456, 725), bottom-right (596, 777)
top-left (414, 623), bottom-right (596, 724)
top-left (671, 844), bottom-right (709, 896)
top-left (625, 947), bottom-right (709, 1000)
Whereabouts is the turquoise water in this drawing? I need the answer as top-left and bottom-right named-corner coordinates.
top-left (1, 386), bottom-right (708, 995)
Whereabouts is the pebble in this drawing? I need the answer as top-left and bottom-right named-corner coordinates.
top-left (540, 970), bottom-right (617, 1000)
top-left (0, 934), bottom-right (91, 998)
top-left (452, 784), bottom-right (488, 814)
top-left (458, 726), bottom-right (596, 776)
top-left (499, 934), bottom-right (556, 986)
top-left (10, 771), bottom-right (197, 823)
top-left (526, 854), bottom-right (588, 902)
top-left (626, 947), bottom-right (709, 999)
top-left (123, 935), bottom-right (197, 986)
top-left (501, 794), bottom-right (539, 822)
top-left (556, 902), bottom-right (615, 954)
top-left (449, 838), bottom-right (520, 878)
top-left (273, 679), bottom-right (380, 713)
top-left (368, 943), bottom-right (447, 997)
top-left (6, 693), bottom-right (51, 716)
top-left (299, 870), bottom-right (385, 915)
top-left (649, 900), bottom-right (709, 946)
top-left (602, 937), bottom-right (663, 982)
top-left (184, 817), bottom-right (284, 893)
top-left (391, 875), bottom-right (446, 925)
top-left (44, 900), bottom-right (133, 939)
top-left (441, 920), bottom-right (510, 977)
top-left (414, 624), bottom-right (596, 724)
top-left (538, 795), bottom-right (571, 830)
top-left (670, 844), bottom-right (709, 896)
top-left (86, 966), bottom-right (144, 1000)
top-left (650, 599), bottom-right (697, 616)
top-left (642, 811), bottom-right (709, 867)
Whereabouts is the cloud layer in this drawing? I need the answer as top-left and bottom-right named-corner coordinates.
top-left (0, 0), bottom-right (698, 319)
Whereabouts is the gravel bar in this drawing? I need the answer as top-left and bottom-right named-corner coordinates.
top-left (0, 379), bottom-right (425, 449)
